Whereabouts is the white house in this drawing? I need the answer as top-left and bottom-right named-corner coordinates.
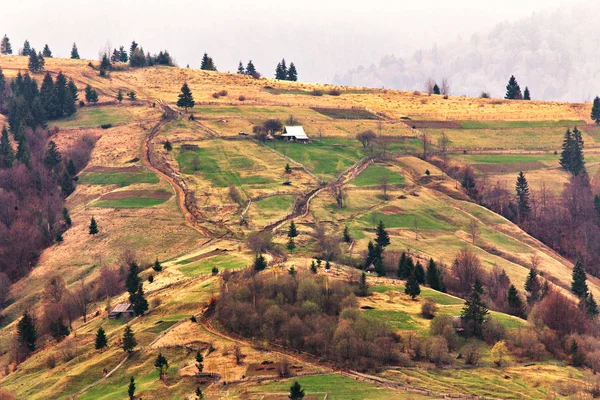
top-left (281, 126), bottom-right (309, 143)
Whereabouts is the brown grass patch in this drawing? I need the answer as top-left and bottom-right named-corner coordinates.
top-left (245, 361), bottom-right (304, 377)
top-left (473, 162), bottom-right (545, 174)
top-left (408, 120), bottom-right (462, 129)
top-left (99, 190), bottom-right (172, 201)
top-left (87, 165), bottom-right (142, 173)
top-left (379, 205), bottom-right (405, 215)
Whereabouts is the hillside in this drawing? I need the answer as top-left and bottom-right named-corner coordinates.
top-left (0, 57), bottom-right (598, 399)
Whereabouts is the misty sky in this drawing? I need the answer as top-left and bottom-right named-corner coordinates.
top-left (1, 0), bottom-right (574, 83)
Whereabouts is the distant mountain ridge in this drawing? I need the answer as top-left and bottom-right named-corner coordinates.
top-left (334, 1), bottom-right (600, 102)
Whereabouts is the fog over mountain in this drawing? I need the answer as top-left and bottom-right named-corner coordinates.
top-left (334, 1), bottom-right (600, 102)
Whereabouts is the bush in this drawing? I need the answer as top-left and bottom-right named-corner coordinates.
top-left (100, 124), bottom-right (112, 129)
top-left (238, 95), bottom-right (246, 101)
top-left (480, 92), bottom-right (491, 99)
top-left (482, 317), bottom-right (505, 344)
top-left (310, 89), bottom-right (324, 96)
top-left (462, 342), bottom-right (481, 365)
top-left (219, 90), bottom-right (228, 97)
top-left (328, 88), bottom-right (341, 96)
top-left (427, 337), bottom-right (452, 367)
top-left (45, 354), bottom-right (57, 369)
top-left (421, 298), bottom-right (438, 319)
top-left (148, 275), bottom-right (154, 283)
top-left (79, 101), bottom-right (85, 107)
top-left (430, 315), bottom-right (453, 336)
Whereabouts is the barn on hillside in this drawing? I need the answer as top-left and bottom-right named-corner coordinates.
top-left (281, 126), bottom-right (310, 143)
top-left (108, 303), bottom-right (135, 319)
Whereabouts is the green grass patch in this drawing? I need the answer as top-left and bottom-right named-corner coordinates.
top-left (311, 107), bottom-right (380, 120)
top-left (363, 309), bottom-right (419, 330)
top-left (359, 211), bottom-right (453, 230)
top-left (255, 195), bottom-right (295, 212)
top-left (455, 154), bottom-right (558, 165)
top-left (177, 254), bottom-right (248, 277)
top-left (79, 172), bottom-right (159, 187)
top-left (351, 164), bottom-right (404, 187)
top-left (458, 120), bottom-right (584, 129)
top-left (371, 285), bottom-right (464, 306)
top-left (93, 197), bottom-right (168, 208)
top-left (51, 106), bottom-right (132, 128)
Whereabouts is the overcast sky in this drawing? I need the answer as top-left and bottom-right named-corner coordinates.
top-left (0, 0), bottom-right (576, 82)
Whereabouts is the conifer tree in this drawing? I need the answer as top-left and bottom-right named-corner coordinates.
top-left (28, 51), bottom-right (40, 73)
top-left (570, 127), bottom-right (585, 176)
top-left (505, 75), bottom-right (522, 99)
top-left (66, 159), bottom-right (76, 176)
top-left (95, 327), bottom-right (108, 350)
top-left (288, 221), bottom-right (298, 238)
top-left (310, 260), bottom-right (317, 274)
top-left (524, 268), bottom-right (541, 305)
top-left (433, 83), bottom-right (440, 95)
top-left (22, 40), bottom-right (31, 56)
top-left (89, 216), bottom-right (99, 235)
top-left (515, 171), bottom-right (531, 221)
top-left (71, 43), bottom-right (80, 59)
top-left (177, 83), bottom-right (195, 111)
top-left (586, 293), bottom-right (599, 317)
top-left (0, 126), bottom-right (14, 168)
top-left (375, 220), bottom-right (390, 247)
top-left (365, 240), bottom-right (376, 268)
top-left (129, 41), bottom-right (138, 60)
top-left (245, 60), bottom-right (257, 76)
top-left (44, 140), bottom-right (62, 170)
top-left (164, 140), bottom-right (172, 151)
top-left (61, 171), bottom-right (74, 196)
top-left (128, 377), bottom-right (135, 400)
top-left (507, 285), bottom-right (524, 317)
top-left (85, 85), bottom-right (98, 103)
top-left (287, 62), bottom-right (298, 81)
top-left (358, 271), bottom-right (369, 296)
top-left (461, 282), bottom-right (489, 337)
top-left (131, 284), bottom-right (149, 316)
top-left (122, 325), bottom-right (137, 353)
top-left (1, 35), bottom-right (12, 55)
top-left (592, 96), bottom-right (600, 124)
top-left (415, 262), bottom-right (425, 284)
top-left (523, 87), bottom-right (531, 100)
top-left (117, 90), bottom-right (124, 103)
top-left (42, 44), bottom-right (52, 58)
top-left (571, 260), bottom-right (589, 298)
top-left (63, 207), bottom-right (72, 226)
top-left (426, 258), bottom-right (443, 291)
top-left (287, 237), bottom-right (296, 252)
top-left (289, 381), bottom-right (305, 400)
top-left (55, 72), bottom-right (69, 117)
top-left (237, 61), bottom-right (245, 74)
top-left (68, 79), bottom-right (79, 103)
top-left (17, 312), bottom-right (37, 352)
top-left (16, 136), bottom-right (30, 167)
top-left (275, 62), bottom-right (285, 80)
top-left (40, 72), bottom-right (58, 117)
top-left (374, 258), bottom-right (385, 276)
top-left (397, 252), bottom-right (413, 279)
top-left (405, 269), bottom-right (421, 300)
top-left (119, 46), bottom-right (128, 63)
top-left (154, 352), bottom-right (169, 380)
top-left (343, 225), bottom-right (352, 243)
top-left (195, 350), bottom-right (204, 375)
top-left (200, 53), bottom-right (210, 70)
top-left (153, 259), bottom-right (162, 272)
top-left (126, 262), bottom-right (141, 294)
top-left (196, 387), bottom-right (203, 399)
top-left (254, 254), bottom-right (267, 271)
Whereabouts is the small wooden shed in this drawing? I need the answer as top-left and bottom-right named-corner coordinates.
top-left (108, 303), bottom-right (135, 319)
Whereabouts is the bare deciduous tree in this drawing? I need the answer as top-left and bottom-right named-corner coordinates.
top-left (356, 130), bottom-right (376, 148)
top-left (451, 248), bottom-right (483, 294)
top-left (437, 131), bottom-right (449, 157)
top-left (380, 174), bottom-right (390, 198)
top-left (425, 78), bottom-right (435, 95)
top-left (74, 277), bottom-right (92, 323)
top-left (441, 78), bottom-right (451, 96)
top-left (468, 219), bottom-right (479, 245)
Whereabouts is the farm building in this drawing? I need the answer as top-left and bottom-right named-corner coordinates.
top-left (281, 126), bottom-right (309, 143)
top-left (108, 303), bottom-right (135, 319)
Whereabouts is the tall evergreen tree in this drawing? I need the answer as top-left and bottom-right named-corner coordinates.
top-left (119, 46), bottom-right (128, 63)
top-left (254, 254), bottom-right (267, 271)
top-left (343, 225), bottom-right (352, 243)
top-left (85, 85), bottom-right (98, 103)
top-left (130, 284), bottom-right (149, 316)
top-left (16, 136), bottom-right (30, 167)
top-left (89, 216), bottom-right (99, 235)
top-left (515, 171), bottom-right (531, 221)
top-left (397, 252), bottom-right (413, 279)
top-left (17, 312), bottom-right (37, 352)
top-left (426, 258), bottom-right (444, 291)
top-left (414, 262), bottom-right (425, 284)
top-left (129, 41), bottom-right (138, 60)
top-left (0, 126), bottom-right (14, 168)
top-left (286, 237), bottom-right (296, 252)
top-left (570, 127), bottom-right (585, 176)
top-left (71, 43), bottom-right (80, 59)
top-left (287, 62), bottom-right (298, 81)
top-left (22, 40), bottom-right (31, 56)
top-left (375, 220), bottom-right (390, 247)
top-left (40, 72), bottom-right (58, 119)
top-left (126, 262), bottom-right (141, 294)
top-left (95, 327), bottom-right (108, 350)
top-left (195, 350), bottom-right (204, 374)
top-left (128, 377), bottom-right (135, 400)
top-left (288, 221), bottom-right (298, 238)
top-left (28, 50), bottom-right (41, 73)
top-left (571, 260), bottom-right (589, 298)
top-left (55, 72), bottom-right (68, 117)
top-left (405, 269), bottom-right (421, 300)
top-left (358, 271), bottom-right (369, 296)
top-left (289, 381), bottom-right (305, 400)
top-left (524, 268), bottom-right (541, 305)
top-left (200, 53), bottom-right (210, 70)
top-left (505, 75), bottom-right (522, 99)
top-left (507, 285), bottom-right (524, 317)
top-left (245, 60), bottom-right (256, 76)
top-left (237, 61), bottom-right (245, 74)
top-left (592, 96), bottom-right (600, 124)
top-left (433, 83), bottom-right (440, 95)
top-left (523, 87), bottom-right (531, 100)
top-left (154, 352), bottom-right (169, 380)
top-left (587, 293), bottom-right (599, 317)
top-left (42, 44), bottom-right (52, 58)
top-left (0, 35), bottom-right (12, 55)
top-left (44, 140), bottom-right (62, 170)
top-left (275, 62), bottom-right (285, 80)
top-left (122, 325), bottom-right (137, 353)
top-left (176, 83), bottom-right (195, 111)
top-left (461, 282), bottom-right (489, 337)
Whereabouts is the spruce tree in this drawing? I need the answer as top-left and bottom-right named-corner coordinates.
top-left (364, 240), bottom-right (376, 269)
top-left (122, 325), bottom-right (137, 353)
top-left (587, 293), bottom-right (599, 317)
top-left (85, 85), bottom-right (98, 103)
top-left (22, 40), bottom-right (31, 56)
top-left (570, 127), bottom-right (585, 176)
top-left (245, 60), bottom-right (256, 76)
top-left (42, 44), bottom-right (52, 58)
top-left (289, 381), bottom-right (305, 400)
top-left (507, 285), bottom-right (524, 317)
top-left (126, 262), bottom-right (141, 294)
top-left (397, 252), bottom-right (413, 280)
top-left (95, 327), bottom-right (108, 350)
top-left (28, 51), bottom-right (40, 73)
top-left (523, 87), bottom-right (531, 100)
top-left (287, 237), bottom-right (296, 252)
top-left (61, 171), bottom-right (75, 196)
top-left (130, 284), bottom-right (149, 316)
top-left (164, 140), bottom-right (172, 151)
top-left (310, 260), bottom-right (317, 274)
top-left (44, 141), bottom-right (62, 170)
top-left (358, 271), bottom-right (369, 296)
top-left (55, 72), bottom-right (68, 117)
top-left (288, 221), bottom-right (298, 238)
top-left (17, 312), bottom-right (37, 352)
top-left (128, 377), bottom-right (136, 400)
top-left (16, 136), bottom-right (30, 167)
top-left (375, 220), bottom-right (390, 247)
top-left (177, 83), bottom-right (195, 111)
top-left (254, 254), bottom-right (267, 271)
top-left (343, 225), bottom-right (352, 243)
top-left (592, 96), bottom-right (600, 124)
top-left (154, 352), bottom-right (169, 380)
top-left (560, 128), bottom-right (573, 172)
top-left (117, 90), bottom-right (124, 103)
top-left (287, 62), bottom-right (298, 81)
top-left (71, 43), bottom-right (80, 59)
top-left (0, 126), bottom-right (14, 168)
top-left (0, 35), bottom-right (12, 55)
top-left (426, 258), bottom-right (443, 291)
top-left (153, 259), bottom-right (162, 272)
top-left (67, 159), bottom-right (76, 176)
top-left (68, 79), bottom-right (79, 103)
top-left (237, 61), bottom-right (245, 74)
top-left (415, 262), bottom-right (425, 284)
top-left (433, 83), bottom-right (440, 95)
top-left (571, 260), bottom-right (589, 298)
top-left (63, 207), bottom-right (72, 226)
top-left (461, 282), bottom-right (489, 337)
top-left (505, 75), bottom-right (522, 99)
top-left (405, 269), bottom-right (421, 300)
top-left (524, 268), bottom-right (541, 305)
top-left (195, 350), bottom-right (204, 374)
top-left (515, 171), bottom-right (531, 221)
top-left (374, 258), bottom-right (385, 276)
top-left (89, 216), bottom-right (99, 235)
top-left (196, 387), bottom-right (203, 399)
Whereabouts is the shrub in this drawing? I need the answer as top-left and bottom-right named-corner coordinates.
top-left (427, 337), bottom-right (452, 367)
top-left (491, 340), bottom-right (508, 367)
top-left (151, 297), bottom-right (161, 308)
top-left (430, 315), bottom-right (453, 336)
top-left (148, 275), bottom-right (154, 283)
top-left (421, 298), bottom-right (438, 319)
top-left (462, 342), bottom-right (481, 365)
top-left (310, 89), bottom-right (323, 96)
top-left (443, 95), bottom-right (449, 99)
top-left (238, 95), bottom-right (246, 101)
top-left (45, 354), bottom-right (57, 369)
top-left (537, 291), bottom-right (588, 335)
top-left (508, 328), bottom-right (545, 361)
top-left (482, 317), bottom-right (505, 344)
top-left (413, 90), bottom-right (420, 95)
top-left (480, 92), bottom-right (491, 99)
top-left (79, 101), bottom-right (85, 107)
top-left (328, 88), bottom-right (341, 96)
top-left (219, 90), bottom-right (228, 97)
top-left (100, 124), bottom-right (112, 129)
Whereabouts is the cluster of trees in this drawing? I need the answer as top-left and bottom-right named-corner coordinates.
top-left (424, 78), bottom-right (450, 96)
top-left (237, 60), bottom-right (259, 78)
top-left (275, 59), bottom-right (298, 81)
top-left (363, 220), bottom-right (390, 276)
top-left (105, 41), bottom-right (174, 69)
top-left (505, 75), bottom-right (531, 100)
top-left (216, 268), bottom-right (400, 370)
top-left (200, 53), bottom-right (217, 71)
